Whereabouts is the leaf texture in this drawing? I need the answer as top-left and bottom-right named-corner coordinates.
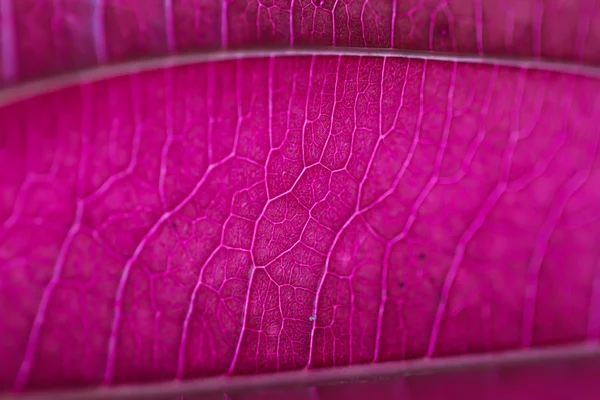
top-left (1, 0), bottom-right (600, 398)
top-left (1, 54), bottom-right (599, 394)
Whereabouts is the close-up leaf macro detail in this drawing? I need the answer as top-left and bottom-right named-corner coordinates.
top-left (0, 1), bottom-right (599, 399)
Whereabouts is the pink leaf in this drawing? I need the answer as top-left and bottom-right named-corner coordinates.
top-left (1, 1), bottom-right (600, 399)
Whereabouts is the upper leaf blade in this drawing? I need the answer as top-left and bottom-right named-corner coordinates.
top-left (1, 0), bottom-right (600, 85)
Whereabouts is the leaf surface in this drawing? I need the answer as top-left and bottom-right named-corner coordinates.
top-left (1, 0), bottom-right (600, 398)
top-left (1, 54), bottom-right (599, 395)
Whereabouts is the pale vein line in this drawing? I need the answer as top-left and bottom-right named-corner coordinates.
top-left (174, 65), bottom-right (257, 376)
top-left (309, 57), bottom-right (421, 365)
top-left (159, 68), bottom-right (174, 212)
top-left (372, 56), bottom-right (389, 362)
top-left (390, 0), bottom-right (397, 48)
top-left (268, 54), bottom-right (274, 150)
top-left (360, 1), bottom-right (368, 46)
top-left (523, 169), bottom-right (599, 347)
top-left (317, 55), bottom-right (342, 167)
top-left (221, 0), bottom-right (228, 48)
top-left (428, 64), bottom-right (519, 357)
top-left (104, 163), bottom-right (236, 383)
top-left (331, 0), bottom-right (338, 46)
top-left (207, 62), bottom-right (215, 164)
top-left (164, 0), bottom-right (176, 53)
top-left (289, 0), bottom-right (295, 45)
top-left (14, 87), bottom-right (93, 389)
top-left (427, 186), bottom-right (505, 356)
top-left (226, 57), bottom-right (261, 375)
top-left (14, 207), bottom-right (83, 390)
top-left (103, 69), bottom-right (237, 382)
top-left (521, 78), bottom-right (585, 348)
top-left (346, 56), bottom-right (367, 365)
top-left (439, 66), bottom-right (498, 186)
top-left (573, 0), bottom-right (597, 60)
top-left (177, 215), bottom-right (242, 378)
top-left (474, 0), bottom-right (483, 54)
top-left (306, 55), bottom-right (343, 367)
top-left (299, 55), bottom-right (317, 173)
top-left (532, 0), bottom-right (544, 58)
top-left (381, 60), bottom-right (457, 356)
top-left (92, 0), bottom-right (107, 64)
top-left (504, 7), bottom-right (515, 51)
